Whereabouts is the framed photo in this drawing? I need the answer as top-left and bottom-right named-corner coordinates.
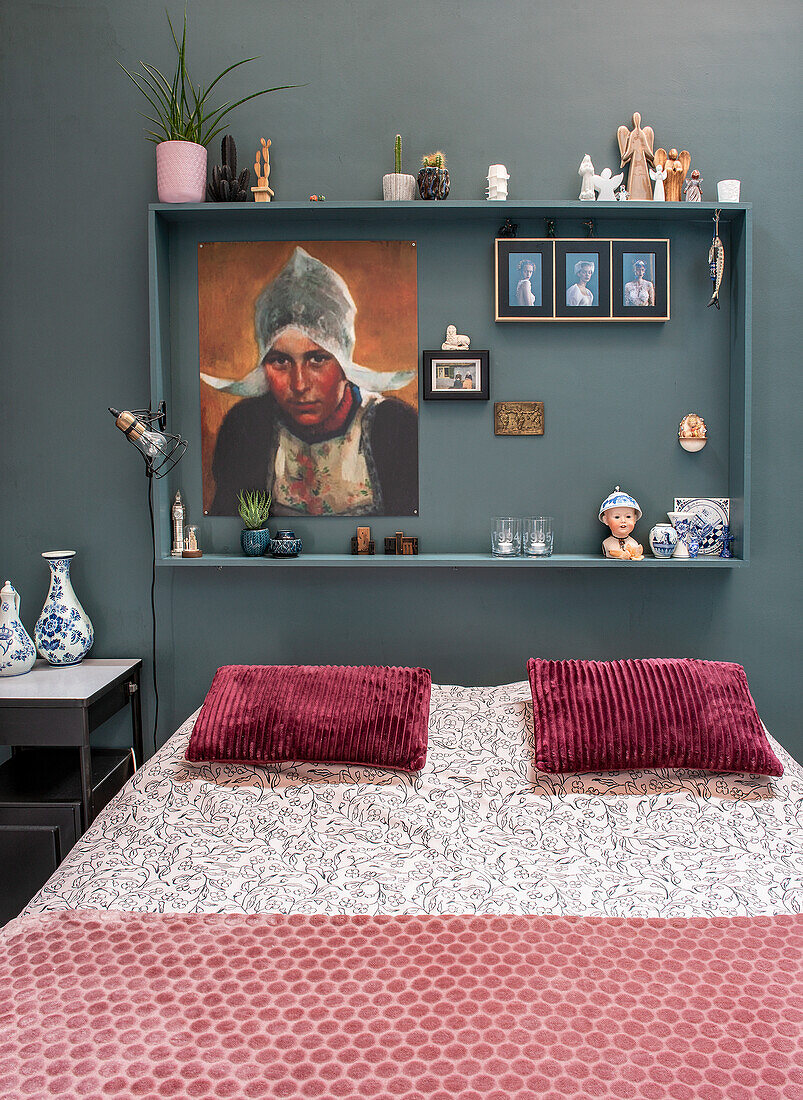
top-left (422, 350), bottom-right (490, 400)
top-left (495, 239), bottom-right (555, 321)
top-left (554, 240), bottom-right (611, 320)
top-left (612, 240), bottom-right (670, 320)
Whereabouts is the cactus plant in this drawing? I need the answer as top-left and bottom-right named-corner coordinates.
top-left (237, 490), bottom-right (272, 530)
top-left (421, 151), bottom-right (447, 169)
top-left (207, 135), bottom-right (250, 201)
top-left (394, 134), bottom-right (402, 175)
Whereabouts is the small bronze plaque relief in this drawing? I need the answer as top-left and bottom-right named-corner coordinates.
top-left (494, 402), bottom-right (544, 436)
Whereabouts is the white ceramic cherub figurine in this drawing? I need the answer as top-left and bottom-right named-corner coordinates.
top-left (599, 487), bottom-right (644, 560)
top-left (592, 167), bottom-right (624, 202)
top-left (578, 155), bottom-right (595, 200)
top-left (649, 163), bottom-right (667, 202)
top-left (442, 324), bottom-right (470, 350)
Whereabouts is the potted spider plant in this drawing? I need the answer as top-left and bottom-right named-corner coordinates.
top-left (238, 490), bottom-right (272, 556)
top-left (120, 8), bottom-right (302, 203)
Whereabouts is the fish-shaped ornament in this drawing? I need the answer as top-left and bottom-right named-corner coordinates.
top-left (708, 210), bottom-right (725, 309)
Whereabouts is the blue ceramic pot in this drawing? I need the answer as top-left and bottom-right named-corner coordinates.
top-left (241, 528), bottom-right (271, 557)
top-left (270, 530), bottom-right (303, 558)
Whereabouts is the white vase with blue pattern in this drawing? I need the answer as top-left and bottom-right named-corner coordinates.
top-left (34, 551), bottom-right (94, 666)
top-left (0, 580), bottom-right (37, 677)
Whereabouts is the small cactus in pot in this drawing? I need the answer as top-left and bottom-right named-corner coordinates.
top-left (238, 490), bottom-right (272, 556)
top-left (207, 135), bottom-right (250, 202)
top-left (382, 133), bottom-right (417, 200)
top-left (418, 150), bottom-right (450, 200)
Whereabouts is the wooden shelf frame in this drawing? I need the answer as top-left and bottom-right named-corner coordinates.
top-left (148, 200), bottom-right (751, 569)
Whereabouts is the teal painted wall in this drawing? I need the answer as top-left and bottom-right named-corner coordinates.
top-left (1, 1), bottom-right (801, 756)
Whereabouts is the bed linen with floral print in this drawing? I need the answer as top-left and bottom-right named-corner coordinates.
top-left (25, 682), bottom-right (803, 918)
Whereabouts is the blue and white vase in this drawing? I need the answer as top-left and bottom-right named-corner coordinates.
top-left (34, 551), bottom-right (94, 665)
top-left (649, 524), bottom-right (679, 559)
top-left (0, 580), bottom-right (37, 677)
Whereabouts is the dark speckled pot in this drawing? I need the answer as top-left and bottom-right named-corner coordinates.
top-left (417, 167), bottom-right (450, 200)
top-left (270, 530), bottom-right (303, 558)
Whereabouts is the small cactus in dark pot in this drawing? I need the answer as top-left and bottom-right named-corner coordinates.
top-left (207, 135), bottom-right (250, 201)
top-left (418, 151), bottom-right (450, 200)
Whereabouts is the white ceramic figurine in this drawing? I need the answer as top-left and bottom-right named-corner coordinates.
top-left (592, 167), bottom-right (624, 201)
top-left (599, 487), bottom-right (644, 560)
top-left (442, 324), bottom-right (470, 350)
top-left (578, 154), bottom-right (595, 200)
top-left (486, 164), bottom-right (510, 200)
top-left (649, 163), bottom-right (668, 202)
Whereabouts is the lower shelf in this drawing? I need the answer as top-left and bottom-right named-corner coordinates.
top-left (158, 553), bottom-right (744, 568)
top-left (0, 748), bottom-right (134, 808)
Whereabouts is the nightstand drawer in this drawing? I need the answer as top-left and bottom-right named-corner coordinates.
top-left (0, 803), bottom-right (81, 858)
top-left (0, 824), bottom-right (61, 925)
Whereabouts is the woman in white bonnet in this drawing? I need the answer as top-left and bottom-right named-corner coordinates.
top-left (203, 247), bottom-right (418, 516)
top-left (566, 259), bottom-right (595, 306)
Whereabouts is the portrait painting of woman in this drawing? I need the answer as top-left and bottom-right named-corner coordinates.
top-left (565, 256), bottom-right (598, 306)
top-left (623, 254), bottom-right (656, 307)
top-left (508, 253), bottom-right (542, 308)
top-left (199, 242), bottom-right (419, 516)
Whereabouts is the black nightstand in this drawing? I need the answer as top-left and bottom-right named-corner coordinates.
top-left (0, 658), bottom-right (143, 923)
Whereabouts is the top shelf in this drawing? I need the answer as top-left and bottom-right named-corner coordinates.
top-left (151, 200), bottom-right (750, 224)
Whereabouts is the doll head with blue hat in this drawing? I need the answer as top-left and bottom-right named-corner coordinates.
top-left (599, 486), bottom-right (644, 560)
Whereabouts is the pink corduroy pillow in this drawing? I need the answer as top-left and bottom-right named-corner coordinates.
top-left (186, 664), bottom-right (431, 772)
top-left (527, 657), bottom-right (783, 776)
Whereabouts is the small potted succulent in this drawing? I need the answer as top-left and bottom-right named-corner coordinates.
top-left (238, 490), bottom-right (272, 556)
top-left (418, 151), bottom-right (450, 200)
top-left (383, 134), bottom-right (416, 201)
top-left (207, 135), bottom-right (250, 202)
top-left (120, 8), bottom-right (301, 203)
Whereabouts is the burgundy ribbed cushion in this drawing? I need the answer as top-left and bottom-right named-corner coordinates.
top-left (186, 665), bottom-right (431, 771)
top-left (527, 658), bottom-right (783, 776)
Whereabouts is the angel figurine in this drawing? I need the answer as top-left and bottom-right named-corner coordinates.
top-left (684, 170), bottom-right (703, 202)
top-left (592, 167), bottom-right (624, 202)
top-left (616, 112), bottom-right (655, 201)
top-left (654, 148), bottom-right (691, 202)
top-left (649, 162), bottom-right (667, 202)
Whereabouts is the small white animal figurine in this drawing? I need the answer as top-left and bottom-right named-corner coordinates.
top-left (442, 324), bottom-right (470, 350)
top-left (615, 185), bottom-right (629, 202)
top-left (486, 164), bottom-right (510, 201)
top-left (649, 163), bottom-right (667, 202)
top-left (592, 167), bottom-right (624, 202)
top-left (578, 154), bottom-right (595, 200)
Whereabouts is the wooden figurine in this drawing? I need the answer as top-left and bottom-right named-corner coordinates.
top-left (350, 526), bottom-right (375, 554)
top-left (251, 137), bottom-right (274, 202)
top-left (654, 148), bottom-right (691, 203)
top-left (616, 113), bottom-right (655, 201)
top-left (599, 487), bottom-right (644, 560)
top-left (384, 531), bottom-right (418, 555)
top-left (684, 170), bottom-right (703, 202)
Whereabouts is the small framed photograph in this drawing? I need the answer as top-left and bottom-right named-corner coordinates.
top-left (422, 350), bottom-right (490, 400)
top-left (554, 240), bottom-right (612, 320)
top-left (495, 239), bottom-right (555, 321)
top-left (612, 240), bottom-right (670, 320)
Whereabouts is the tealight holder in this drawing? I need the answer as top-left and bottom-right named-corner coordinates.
top-left (523, 516), bottom-right (554, 557)
top-left (491, 517), bottom-right (521, 558)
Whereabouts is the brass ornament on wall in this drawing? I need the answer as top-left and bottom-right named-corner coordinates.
top-left (494, 402), bottom-right (544, 436)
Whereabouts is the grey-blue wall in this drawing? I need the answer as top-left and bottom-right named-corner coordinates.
top-left (2, 1), bottom-right (801, 756)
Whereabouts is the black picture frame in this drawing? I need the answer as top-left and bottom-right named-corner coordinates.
top-left (554, 240), bottom-right (612, 320)
top-left (422, 350), bottom-right (490, 400)
top-left (495, 239), bottom-right (555, 321)
top-left (612, 239), bottom-right (670, 320)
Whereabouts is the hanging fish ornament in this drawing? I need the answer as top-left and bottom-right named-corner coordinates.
top-left (708, 209), bottom-right (725, 309)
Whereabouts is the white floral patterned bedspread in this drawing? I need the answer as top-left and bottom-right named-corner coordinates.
top-left (26, 682), bottom-right (803, 918)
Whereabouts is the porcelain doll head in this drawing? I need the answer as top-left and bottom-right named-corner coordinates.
top-left (599, 487), bottom-right (642, 537)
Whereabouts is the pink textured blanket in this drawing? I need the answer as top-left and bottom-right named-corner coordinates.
top-left (2, 911), bottom-right (801, 1099)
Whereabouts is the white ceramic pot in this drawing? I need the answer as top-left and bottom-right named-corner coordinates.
top-left (382, 173), bottom-right (416, 200)
top-left (34, 551), bottom-right (94, 665)
top-left (156, 140), bottom-right (208, 203)
top-left (0, 581), bottom-right (36, 676)
top-left (717, 179), bottom-right (741, 202)
top-left (649, 524), bottom-right (679, 559)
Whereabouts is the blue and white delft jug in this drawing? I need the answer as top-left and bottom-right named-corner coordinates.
top-left (0, 580), bottom-right (37, 677)
top-left (34, 551), bottom-right (94, 666)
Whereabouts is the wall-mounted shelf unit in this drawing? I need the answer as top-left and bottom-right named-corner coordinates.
top-left (148, 200), bottom-right (751, 568)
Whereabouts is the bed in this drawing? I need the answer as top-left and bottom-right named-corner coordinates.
top-left (5, 680), bottom-right (803, 1098)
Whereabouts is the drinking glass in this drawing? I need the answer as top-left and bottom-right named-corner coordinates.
top-left (491, 517), bottom-right (521, 557)
top-left (522, 516), bottom-right (554, 557)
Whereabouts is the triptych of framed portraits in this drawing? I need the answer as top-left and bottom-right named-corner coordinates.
top-left (495, 238), bottom-right (670, 322)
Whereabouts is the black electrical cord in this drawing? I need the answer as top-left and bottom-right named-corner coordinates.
top-left (147, 473), bottom-right (158, 755)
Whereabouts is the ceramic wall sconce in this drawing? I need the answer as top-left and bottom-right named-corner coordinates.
top-left (678, 413), bottom-right (707, 452)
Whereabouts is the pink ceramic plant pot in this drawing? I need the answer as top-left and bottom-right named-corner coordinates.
top-left (156, 140), bottom-right (208, 203)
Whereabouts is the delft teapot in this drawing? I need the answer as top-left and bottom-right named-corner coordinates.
top-left (0, 580), bottom-right (37, 677)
